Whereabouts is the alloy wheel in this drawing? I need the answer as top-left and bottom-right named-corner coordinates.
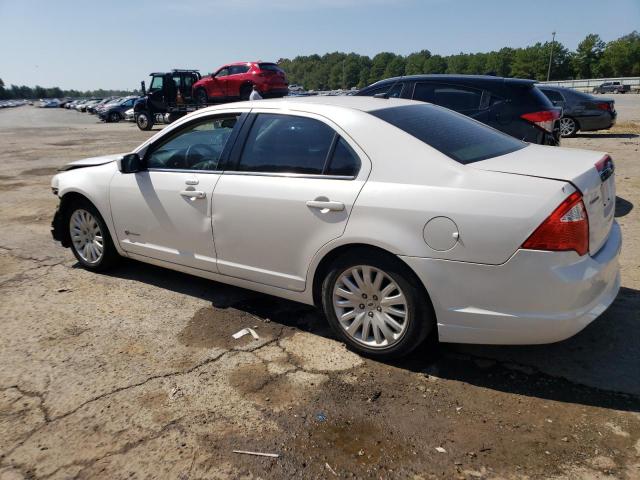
top-left (332, 265), bottom-right (409, 349)
top-left (70, 209), bottom-right (104, 264)
top-left (559, 117), bottom-right (576, 137)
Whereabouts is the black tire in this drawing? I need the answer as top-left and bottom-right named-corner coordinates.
top-left (321, 250), bottom-right (434, 359)
top-left (196, 89), bottom-right (209, 106)
top-left (239, 84), bottom-right (252, 101)
top-left (136, 111), bottom-right (153, 131)
top-left (108, 111), bottom-right (121, 123)
top-left (559, 116), bottom-right (578, 137)
top-left (65, 198), bottom-right (119, 272)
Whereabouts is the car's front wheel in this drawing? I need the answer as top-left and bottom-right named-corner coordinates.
top-left (108, 111), bottom-right (121, 123)
top-left (321, 251), bottom-right (434, 359)
top-left (136, 111), bottom-right (153, 131)
top-left (196, 89), bottom-right (209, 106)
top-left (559, 116), bottom-right (578, 137)
top-left (67, 200), bottom-right (119, 271)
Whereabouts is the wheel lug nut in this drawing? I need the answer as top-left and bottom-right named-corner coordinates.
top-left (368, 311), bottom-right (374, 317)
top-left (362, 294), bottom-right (367, 299)
top-left (377, 307), bottom-right (382, 312)
top-left (373, 295), bottom-right (378, 301)
top-left (359, 304), bottom-right (365, 309)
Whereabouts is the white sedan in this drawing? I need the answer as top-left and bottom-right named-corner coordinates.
top-left (51, 97), bottom-right (621, 358)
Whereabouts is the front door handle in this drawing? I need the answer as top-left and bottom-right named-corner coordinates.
top-left (180, 190), bottom-right (206, 199)
top-left (306, 200), bottom-right (345, 212)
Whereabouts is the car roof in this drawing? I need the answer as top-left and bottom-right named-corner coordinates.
top-left (366, 74), bottom-right (536, 88)
top-left (197, 95), bottom-right (420, 114)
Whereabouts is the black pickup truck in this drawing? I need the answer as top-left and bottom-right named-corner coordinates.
top-left (133, 70), bottom-right (203, 130)
top-left (593, 81), bottom-right (630, 94)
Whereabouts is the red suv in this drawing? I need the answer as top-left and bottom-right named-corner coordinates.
top-left (192, 62), bottom-right (288, 104)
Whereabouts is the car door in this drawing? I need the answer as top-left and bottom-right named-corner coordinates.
top-left (212, 111), bottom-right (370, 291)
top-left (226, 65), bottom-right (250, 97)
top-left (210, 68), bottom-right (230, 98)
top-left (109, 111), bottom-right (247, 271)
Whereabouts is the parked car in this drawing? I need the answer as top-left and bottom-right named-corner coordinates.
top-left (98, 96), bottom-right (138, 123)
top-left (78, 99), bottom-right (102, 112)
top-left (192, 61), bottom-right (289, 105)
top-left (593, 81), bottom-right (630, 94)
top-left (357, 75), bottom-right (561, 145)
top-left (539, 86), bottom-right (616, 137)
top-left (50, 97), bottom-right (619, 359)
top-left (87, 97), bottom-right (117, 114)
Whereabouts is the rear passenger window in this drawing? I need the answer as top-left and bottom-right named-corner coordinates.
top-left (229, 65), bottom-right (250, 75)
top-left (541, 89), bottom-right (564, 102)
top-left (237, 114), bottom-right (335, 174)
top-left (327, 138), bottom-right (360, 177)
top-left (431, 84), bottom-right (482, 111)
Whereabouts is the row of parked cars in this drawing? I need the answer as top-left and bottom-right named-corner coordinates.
top-left (0, 99), bottom-right (29, 108)
top-left (59, 96), bottom-right (140, 122)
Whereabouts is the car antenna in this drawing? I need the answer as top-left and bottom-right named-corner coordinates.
top-left (374, 75), bottom-right (404, 99)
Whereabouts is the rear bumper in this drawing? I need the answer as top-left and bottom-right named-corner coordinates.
top-left (400, 221), bottom-right (622, 345)
top-left (578, 112), bottom-right (616, 131)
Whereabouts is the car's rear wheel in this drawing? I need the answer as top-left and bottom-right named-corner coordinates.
top-left (559, 116), bottom-right (577, 137)
top-left (136, 111), bottom-right (153, 131)
top-left (108, 111), bottom-right (121, 123)
top-left (67, 199), bottom-right (119, 272)
top-left (321, 251), bottom-right (433, 359)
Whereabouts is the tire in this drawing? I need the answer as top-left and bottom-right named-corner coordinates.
top-left (321, 250), bottom-right (434, 359)
top-left (239, 84), bottom-right (252, 101)
top-left (559, 116), bottom-right (578, 137)
top-left (65, 199), bottom-right (119, 272)
top-left (108, 111), bottom-right (121, 123)
top-left (136, 111), bottom-right (153, 131)
top-left (196, 89), bottom-right (209, 106)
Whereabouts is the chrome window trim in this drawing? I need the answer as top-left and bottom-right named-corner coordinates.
top-left (145, 168), bottom-right (355, 180)
top-left (223, 171), bottom-right (356, 180)
top-left (147, 168), bottom-right (223, 174)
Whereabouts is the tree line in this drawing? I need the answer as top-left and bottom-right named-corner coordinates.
top-left (0, 78), bottom-right (137, 100)
top-left (278, 31), bottom-right (640, 91)
top-left (1, 31), bottom-right (638, 98)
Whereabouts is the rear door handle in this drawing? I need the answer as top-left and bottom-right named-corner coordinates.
top-left (180, 190), bottom-right (206, 199)
top-left (306, 200), bottom-right (345, 212)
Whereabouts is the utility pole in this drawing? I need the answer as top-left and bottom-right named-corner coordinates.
top-left (546, 31), bottom-right (556, 81)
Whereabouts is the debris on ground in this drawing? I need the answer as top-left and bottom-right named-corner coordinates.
top-left (232, 328), bottom-right (260, 340)
top-left (325, 462), bottom-right (338, 476)
top-left (435, 447), bottom-right (447, 453)
top-left (232, 450), bottom-right (279, 458)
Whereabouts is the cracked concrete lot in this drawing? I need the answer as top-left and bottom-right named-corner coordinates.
top-left (0, 106), bottom-right (639, 479)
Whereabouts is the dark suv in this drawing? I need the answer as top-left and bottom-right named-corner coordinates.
top-left (357, 75), bottom-right (561, 145)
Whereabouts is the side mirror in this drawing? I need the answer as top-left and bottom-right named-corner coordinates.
top-left (117, 153), bottom-right (144, 174)
top-left (141, 80), bottom-right (146, 96)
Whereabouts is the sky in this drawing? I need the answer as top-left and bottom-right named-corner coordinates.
top-left (1, 0), bottom-right (638, 91)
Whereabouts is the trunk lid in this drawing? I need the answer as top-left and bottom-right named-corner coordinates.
top-left (471, 144), bottom-right (615, 256)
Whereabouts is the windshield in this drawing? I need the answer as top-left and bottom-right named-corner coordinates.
top-left (370, 104), bottom-right (526, 164)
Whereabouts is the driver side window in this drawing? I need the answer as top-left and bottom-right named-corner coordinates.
top-left (146, 115), bottom-right (240, 171)
top-left (215, 68), bottom-right (230, 78)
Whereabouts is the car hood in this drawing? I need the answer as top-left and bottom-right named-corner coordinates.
top-left (57, 153), bottom-right (124, 171)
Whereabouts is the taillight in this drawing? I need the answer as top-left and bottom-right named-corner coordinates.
top-left (522, 191), bottom-right (589, 256)
top-left (520, 109), bottom-right (561, 133)
top-left (596, 102), bottom-right (611, 111)
top-left (595, 154), bottom-right (615, 181)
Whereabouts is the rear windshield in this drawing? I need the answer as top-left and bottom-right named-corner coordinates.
top-left (370, 104), bottom-right (526, 164)
top-left (259, 63), bottom-right (284, 73)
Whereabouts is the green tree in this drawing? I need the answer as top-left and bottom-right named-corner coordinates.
top-left (572, 34), bottom-right (605, 78)
top-left (369, 52), bottom-right (396, 84)
top-left (424, 55), bottom-right (447, 73)
top-left (598, 31), bottom-right (640, 77)
top-left (405, 50), bottom-right (431, 75)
